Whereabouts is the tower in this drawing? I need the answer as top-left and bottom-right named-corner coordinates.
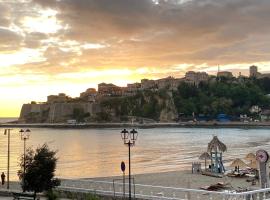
top-left (250, 65), bottom-right (258, 78)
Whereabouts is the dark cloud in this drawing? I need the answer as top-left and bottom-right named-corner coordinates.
top-left (0, 3), bottom-right (11, 26)
top-left (2, 0), bottom-right (270, 75)
top-left (23, 32), bottom-right (49, 48)
top-left (0, 28), bottom-right (23, 51)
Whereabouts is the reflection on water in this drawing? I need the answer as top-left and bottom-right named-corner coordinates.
top-left (0, 127), bottom-right (269, 181)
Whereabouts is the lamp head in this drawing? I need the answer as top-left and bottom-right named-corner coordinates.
top-left (130, 129), bottom-right (138, 142)
top-left (121, 129), bottom-right (129, 141)
top-left (20, 129), bottom-right (30, 140)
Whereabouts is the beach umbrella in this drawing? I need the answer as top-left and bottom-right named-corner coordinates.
top-left (245, 153), bottom-right (256, 163)
top-left (207, 136), bottom-right (227, 153)
top-left (207, 136), bottom-right (227, 173)
top-left (199, 152), bottom-right (211, 170)
top-left (230, 158), bottom-right (247, 171)
top-left (245, 153), bottom-right (256, 160)
top-left (248, 161), bottom-right (257, 169)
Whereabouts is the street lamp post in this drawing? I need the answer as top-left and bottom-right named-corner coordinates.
top-left (121, 129), bottom-right (138, 200)
top-left (19, 129), bottom-right (30, 192)
top-left (4, 129), bottom-right (12, 190)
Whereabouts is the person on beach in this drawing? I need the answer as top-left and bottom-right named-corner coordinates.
top-left (1, 172), bottom-right (5, 185)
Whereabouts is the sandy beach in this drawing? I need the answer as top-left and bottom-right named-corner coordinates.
top-left (0, 170), bottom-right (260, 200)
top-left (4, 170), bottom-right (255, 190)
top-left (75, 170), bottom-right (258, 199)
top-left (93, 170), bottom-right (253, 190)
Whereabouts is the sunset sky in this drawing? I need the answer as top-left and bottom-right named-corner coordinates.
top-left (1, 0), bottom-right (270, 117)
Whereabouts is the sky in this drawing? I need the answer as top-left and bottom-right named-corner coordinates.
top-left (1, 0), bottom-right (270, 117)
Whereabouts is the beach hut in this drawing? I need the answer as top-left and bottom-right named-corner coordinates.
top-left (207, 136), bottom-right (227, 173)
top-left (199, 152), bottom-right (211, 171)
top-left (230, 158), bottom-right (247, 172)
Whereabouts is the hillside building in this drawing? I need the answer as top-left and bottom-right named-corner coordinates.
top-left (141, 79), bottom-right (157, 90)
top-left (80, 88), bottom-right (97, 102)
top-left (127, 83), bottom-right (141, 92)
top-left (249, 65), bottom-right (259, 78)
top-left (217, 71), bottom-right (233, 78)
top-left (156, 76), bottom-right (174, 89)
top-left (47, 93), bottom-right (69, 103)
top-left (185, 71), bottom-right (209, 85)
top-left (249, 65), bottom-right (270, 79)
top-left (261, 110), bottom-right (270, 122)
top-left (98, 83), bottom-right (122, 96)
top-left (121, 83), bottom-right (142, 96)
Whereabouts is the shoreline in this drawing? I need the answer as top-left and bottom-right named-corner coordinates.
top-left (1, 121), bottom-right (270, 129)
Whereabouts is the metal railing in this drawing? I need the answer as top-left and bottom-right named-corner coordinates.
top-left (57, 178), bottom-right (270, 200)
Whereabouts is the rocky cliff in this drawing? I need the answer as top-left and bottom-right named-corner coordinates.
top-left (99, 90), bottom-right (178, 122)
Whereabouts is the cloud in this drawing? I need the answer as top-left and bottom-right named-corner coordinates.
top-left (32, 0), bottom-right (270, 63)
top-left (0, 28), bottom-right (23, 52)
top-left (1, 0), bottom-right (270, 77)
top-left (0, 3), bottom-right (11, 26)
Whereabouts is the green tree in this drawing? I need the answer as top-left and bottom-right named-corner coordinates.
top-left (18, 144), bottom-right (60, 199)
top-left (72, 108), bottom-right (89, 122)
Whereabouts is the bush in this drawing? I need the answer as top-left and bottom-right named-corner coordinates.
top-left (45, 190), bottom-right (59, 200)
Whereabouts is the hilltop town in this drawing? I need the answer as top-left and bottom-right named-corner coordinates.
top-left (19, 66), bottom-right (270, 123)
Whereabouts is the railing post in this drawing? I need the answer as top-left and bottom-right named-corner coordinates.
top-left (222, 194), bottom-right (226, 200)
top-left (257, 193), bottom-right (260, 200)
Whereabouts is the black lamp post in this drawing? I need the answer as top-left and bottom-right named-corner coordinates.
top-left (121, 128), bottom-right (138, 200)
top-left (19, 129), bottom-right (30, 191)
top-left (4, 129), bottom-right (12, 189)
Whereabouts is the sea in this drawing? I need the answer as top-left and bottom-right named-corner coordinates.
top-left (0, 122), bottom-right (269, 180)
top-left (0, 118), bottom-right (18, 123)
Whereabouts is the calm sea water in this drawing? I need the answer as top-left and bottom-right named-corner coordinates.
top-left (0, 127), bottom-right (269, 180)
top-left (0, 118), bottom-right (18, 123)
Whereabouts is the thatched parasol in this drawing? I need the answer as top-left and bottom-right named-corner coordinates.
top-left (248, 161), bottom-right (257, 169)
top-left (245, 153), bottom-right (256, 163)
top-left (207, 136), bottom-right (227, 153)
top-left (245, 153), bottom-right (256, 160)
top-left (199, 152), bottom-right (211, 170)
top-left (230, 158), bottom-right (247, 169)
